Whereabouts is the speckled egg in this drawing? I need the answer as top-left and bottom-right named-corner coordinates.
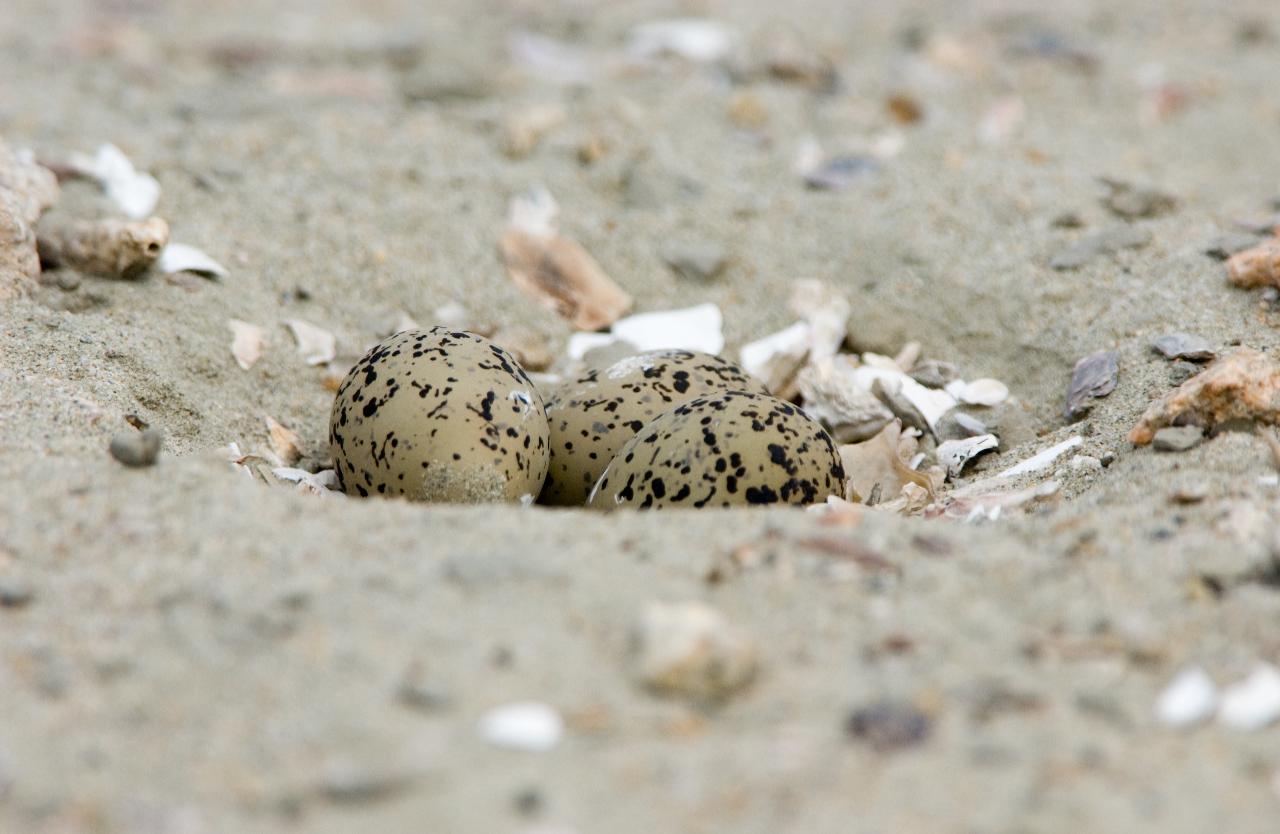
top-left (587, 390), bottom-right (845, 510)
top-left (329, 328), bottom-right (549, 503)
top-left (540, 350), bottom-right (768, 506)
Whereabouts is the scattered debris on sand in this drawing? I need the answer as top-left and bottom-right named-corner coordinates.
top-left (37, 216), bottom-right (168, 279)
top-left (1130, 349), bottom-right (1280, 445)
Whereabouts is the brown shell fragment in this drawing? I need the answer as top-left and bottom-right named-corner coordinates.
top-left (499, 228), bottom-right (631, 331)
top-left (1129, 349), bottom-right (1280, 445)
top-left (37, 216), bottom-right (169, 279)
top-left (1226, 239), bottom-right (1280, 289)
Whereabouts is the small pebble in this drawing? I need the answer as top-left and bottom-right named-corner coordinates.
top-left (1152, 425), bottom-right (1204, 452)
top-left (1050, 225), bottom-right (1151, 270)
top-left (109, 427), bottom-right (162, 467)
top-left (0, 579), bottom-right (34, 608)
top-left (1070, 454), bottom-right (1103, 472)
top-left (1100, 178), bottom-right (1176, 219)
top-left (909, 359), bottom-right (959, 389)
top-left (320, 761), bottom-right (413, 805)
top-left (633, 601), bottom-right (757, 702)
top-left (479, 702), bottom-right (564, 752)
top-left (1155, 666), bottom-right (1217, 727)
top-left (1169, 483), bottom-right (1209, 504)
top-left (1152, 333), bottom-right (1216, 362)
top-left (661, 240), bottom-right (728, 282)
top-left (1168, 361), bottom-right (1199, 386)
top-left (846, 700), bottom-right (932, 751)
top-left (1204, 232), bottom-right (1263, 261)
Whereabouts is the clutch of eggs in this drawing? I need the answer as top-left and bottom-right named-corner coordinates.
top-left (328, 336), bottom-right (843, 509)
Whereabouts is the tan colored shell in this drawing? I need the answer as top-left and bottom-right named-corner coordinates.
top-left (587, 390), bottom-right (845, 510)
top-left (540, 350), bottom-right (768, 506)
top-left (329, 328), bottom-right (549, 503)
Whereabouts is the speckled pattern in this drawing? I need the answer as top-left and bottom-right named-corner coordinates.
top-left (587, 390), bottom-right (845, 510)
top-left (540, 350), bottom-right (767, 506)
top-left (329, 328), bottom-right (549, 503)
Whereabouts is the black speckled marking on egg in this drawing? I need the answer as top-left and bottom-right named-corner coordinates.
top-left (586, 390), bottom-right (845, 510)
top-left (538, 350), bottom-right (768, 506)
top-left (328, 328), bottom-right (549, 503)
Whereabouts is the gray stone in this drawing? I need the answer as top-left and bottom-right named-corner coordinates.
top-left (661, 240), bottom-right (728, 281)
top-left (1100, 178), bottom-right (1177, 219)
top-left (0, 579), bottom-right (33, 608)
top-left (1050, 225), bottom-right (1151, 270)
top-left (910, 359), bottom-right (959, 389)
top-left (1064, 350), bottom-right (1119, 419)
top-left (109, 427), bottom-right (162, 467)
top-left (1152, 425), bottom-right (1204, 452)
top-left (1152, 333), bottom-right (1215, 362)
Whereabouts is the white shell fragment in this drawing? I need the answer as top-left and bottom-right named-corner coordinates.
top-left (609, 303), bottom-right (724, 355)
top-left (740, 321), bottom-right (810, 393)
top-left (1219, 664), bottom-right (1280, 731)
top-left (272, 467), bottom-right (340, 496)
top-left (790, 280), bottom-right (850, 363)
top-left (507, 184), bottom-right (560, 237)
top-left (284, 319), bottom-right (337, 366)
top-left (629, 19), bottom-right (734, 63)
top-left (69, 143), bottom-right (160, 219)
top-left (566, 331), bottom-right (621, 361)
top-left (264, 416), bottom-right (302, 466)
top-left (157, 243), bottom-right (228, 278)
top-left (797, 356), bottom-right (893, 442)
top-left (947, 378), bottom-right (1009, 406)
top-left (996, 435), bottom-right (1083, 479)
top-left (936, 434), bottom-right (999, 478)
top-left (478, 701), bottom-right (564, 752)
top-left (1156, 666), bottom-right (1218, 728)
top-left (852, 366), bottom-right (957, 430)
top-left (228, 319), bottom-right (265, 370)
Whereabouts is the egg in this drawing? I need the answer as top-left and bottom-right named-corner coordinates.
top-left (329, 328), bottom-right (550, 502)
top-left (540, 350), bottom-right (768, 505)
top-left (587, 390), bottom-right (845, 510)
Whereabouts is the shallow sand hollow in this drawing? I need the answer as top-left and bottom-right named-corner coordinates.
top-left (3, 0), bottom-right (1280, 831)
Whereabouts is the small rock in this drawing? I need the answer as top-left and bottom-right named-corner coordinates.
top-left (1169, 483), bottom-right (1209, 504)
top-left (1226, 239), bottom-right (1280, 289)
top-left (871, 378), bottom-right (932, 436)
top-left (909, 359), bottom-right (959, 389)
top-left (1049, 211), bottom-right (1085, 229)
top-left (109, 427), bottom-right (162, 467)
top-left (845, 700), bottom-right (932, 752)
top-left (1152, 333), bottom-right (1216, 362)
top-left (1155, 666), bottom-right (1217, 728)
top-left (1204, 232), bottom-right (1263, 261)
top-left (320, 761), bottom-right (414, 805)
top-left (1069, 454), bottom-right (1103, 472)
top-left (1064, 350), bottom-right (1119, 420)
top-left (396, 664), bottom-right (452, 712)
top-left (1219, 664), bottom-right (1280, 730)
top-left (1099, 178), bottom-right (1176, 219)
top-left (1152, 426), bottom-right (1204, 452)
top-left (479, 702), bottom-right (563, 752)
top-left (0, 579), bottom-right (34, 608)
top-left (1130, 349), bottom-right (1280, 445)
top-left (1050, 225), bottom-right (1151, 270)
top-left (633, 600), bottom-right (757, 702)
top-left (804, 155), bottom-right (879, 190)
top-left (1168, 361), bottom-right (1198, 386)
top-left (937, 410), bottom-right (989, 440)
top-left (661, 240), bottom-right (728, 282)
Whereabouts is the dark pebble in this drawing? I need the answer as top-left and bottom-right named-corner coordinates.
top-left (846, 700), bottom-right (933, 752)
top-left (1050, 225), bottom-right (1151, 270)
top-left (0, 579), bottom-right (34, 609)
top-left (1152, 425), bottom-right (1204, 452)
top-left (1152, 333), bottom-right (1215, 362)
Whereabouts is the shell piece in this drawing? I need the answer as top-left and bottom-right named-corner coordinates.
top-left (541, 350), bottom-right (766, 506)
top-left (284, 319), bottom-right (337, 366)
top-left (588, 390), bottom-right (845, 510)
top-left (228, 319), bottom-right (266, 370)
top-left (37, 216), bottom-right (169, 279)
top-left (329, 328), bottom-right (550, 503)
top-left (499, 223), bottom-right (632, 330)
top-left (67, 143), bottom-right (160, 219)
top-left (797, 355), bottom-right (893, 442)
top-left (158, 242), bottom-right (228, 278)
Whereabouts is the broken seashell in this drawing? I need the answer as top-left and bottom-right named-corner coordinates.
top-left (946, 377), bottom-right (1009, 407)
top-left (229, 319), bottom-right (266, 370)
top-left (996, 436), bottom-right (1082, 478)
top-left (855, 366), bottom-right (957, 430)
top-left (37, 216), bottom-right (168, 279)
top-left (1064, 350), bottom-right (1118, 419)
top-left (935, 434), bottom-right (999, 478)
top-left (284, 319), bottom-right (337, 366)
top-left (67, 143), bottom-right (160, 219)
top-left (498, 226), bottom-right (634, 329)
top-left (789, 279), bottom-right (850, 362)
top-left (839, 419), bottom-right (938, 504)
top-left (609, 303), bottom-right (724, 355)
top-left (1129, 348), bottom-right (1280, 445)
top-left (157, 242), bottom-right (228, 278)
top-left (272, 467), bottom-right (340, 496)
top-left (628, 19), bottom-right (734, 63)
top-left (739, 322), bottom-right (810, 395)
top-left (797, 356), bottom-right (893, 443)
top-left (264, 416), bottom-right (302, 466)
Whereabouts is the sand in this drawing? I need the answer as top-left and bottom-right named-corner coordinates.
top-left (3, 0), bottom-right (1280, 831)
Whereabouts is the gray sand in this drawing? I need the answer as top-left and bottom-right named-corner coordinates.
top-left (3, 0), bottom-right (1280, 831)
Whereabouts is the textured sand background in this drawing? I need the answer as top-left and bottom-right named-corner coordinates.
top-left (4, 0), bottom-right (1280, 831)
